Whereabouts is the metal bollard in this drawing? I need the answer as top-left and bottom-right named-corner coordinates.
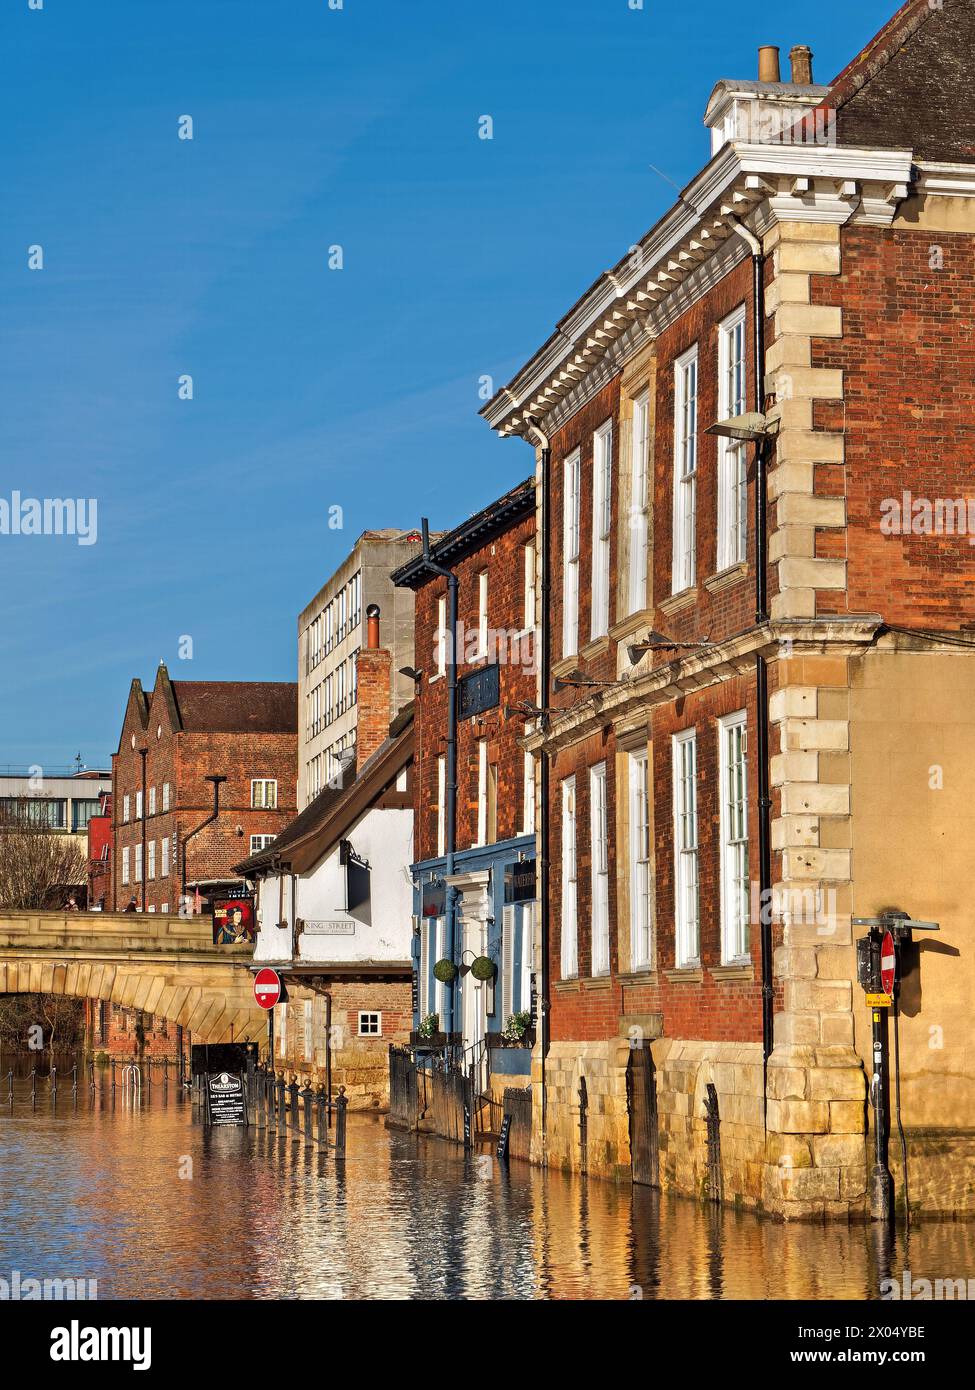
top-left (289, 1077), bottom-right (299, 1130)
top-left (335, 1086), bottom-right (348, 1156)
top-left (50, 1066), bottom-right (57, 1098)
top-left (302, 1083), bottom-right (314, 1141)
top-left (316, 1087), bottom-right (327, 1148)
top-left (71, 1064), bottom-right (78, 1094)
top-left (6, 1069), bottom-right (12, 1104)
top-left (89, 1061), bottom-right (95, 1091)
top-left (276, 1073), bottom-right (286, 1135)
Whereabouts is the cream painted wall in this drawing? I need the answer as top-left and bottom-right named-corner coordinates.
top-left (850, 650), bottom-right (975, 1130)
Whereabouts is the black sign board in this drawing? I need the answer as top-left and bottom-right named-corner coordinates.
top-left (463, 1103), bottom-right (472, 1149)
top-left (191, 1042), bottom-right (257, 1078)
top-left (458, 664), bottom-right (500, 720)
top-left (497, 1115), bottom-right (512, 1163)
top-left (529, 972), bottom-right (538, 1029)
top-left (504, 859), bottom-right (536, 903)
top-left (422, 880), bottom-right (447, 918)
top-left (206, 1071), bottom-right (247, 1127)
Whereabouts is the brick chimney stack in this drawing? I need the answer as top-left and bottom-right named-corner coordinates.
top-left (789, 44), bottom-right (814, 85)
top-left (356, 603), bottom-right (392, 768)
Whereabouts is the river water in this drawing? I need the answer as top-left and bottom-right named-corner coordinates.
top-left (1, 1057), bottom-right (972, 1301)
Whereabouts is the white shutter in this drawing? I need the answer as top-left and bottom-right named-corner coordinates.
top-left (501, 905), bottom-right (515, 1024)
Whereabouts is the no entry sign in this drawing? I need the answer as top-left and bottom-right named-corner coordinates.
top-left (880, 931), bottom-right (897, 997)
top-left (253, 968), bottom-right (281, 1010)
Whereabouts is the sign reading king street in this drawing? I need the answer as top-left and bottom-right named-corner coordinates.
top-left (253, 967), bottom-right (281, 1010)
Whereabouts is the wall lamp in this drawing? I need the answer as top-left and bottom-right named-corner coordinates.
top-left (504, 701), bottom-right (548, 721)
top-left (704, 411), bottom-right (779, 442)
top-left (627, 631), bottom-right (714, 665)
top-left (399, 666), bottom-right (423, 682)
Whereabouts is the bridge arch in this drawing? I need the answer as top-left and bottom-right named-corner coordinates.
top-left (0, 910), bottom-right (266, 1045)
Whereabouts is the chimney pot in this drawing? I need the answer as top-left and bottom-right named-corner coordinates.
top-left (758, 46), bottom-right (781, 83)
top-left (366, 604), bottom-right (381, 650)
top-left (790, 44), bottom-right (813, 85)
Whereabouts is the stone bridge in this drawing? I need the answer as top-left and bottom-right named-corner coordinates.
top-left (0, 911), bottom-right (266, 1045)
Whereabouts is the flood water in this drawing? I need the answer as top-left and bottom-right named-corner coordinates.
top-left (1, 1055), bottom-right (972, 1301)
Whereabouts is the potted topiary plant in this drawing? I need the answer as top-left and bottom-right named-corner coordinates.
top-left (433, 958), bottom-right (457, 984)
top-left (418, 1012), bottom-right (439, 1040)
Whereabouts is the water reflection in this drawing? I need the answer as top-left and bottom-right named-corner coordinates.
top-left (0, 1057), bottom-right (972, 1300)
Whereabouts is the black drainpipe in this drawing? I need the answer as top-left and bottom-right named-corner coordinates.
top-left (525, 416), bottom-right (551, 1156)
top-left (731, 220), bottom-right (774, 1094)
top-left (420, 518), bottom-right (459, 1039)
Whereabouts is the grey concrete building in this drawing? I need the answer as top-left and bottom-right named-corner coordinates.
top-left (298, 530), bottom-right (424, 809)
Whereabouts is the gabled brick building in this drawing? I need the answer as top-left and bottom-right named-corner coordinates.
top-left (482, 0), bottom-right (975, 1217)
top-left (111, 665), bottom-right (298, 913)
top-left (392, 480), bottom-right (538, 1098)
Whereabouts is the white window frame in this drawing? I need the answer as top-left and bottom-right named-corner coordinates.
top-left (134, 843), bottom-right (143, 884)
top-left (147, 840), bottom-right (156, 880)
top-left (436, 594), bottom-right (447, 677)
top-left (122, 794), bottom-right (130, 824)
top-left (717, 306), bottom-right (748, 572)
top-left (162, 782), bottom-right (170, 812)
top-left (591, 421), bottom-right (612, 638)
top-left (501, 901), bottom-right (534, 1022)
top-left (629, 749), bottom-right (652, 970)
top-left (121, 846), bottom-right (130, 885)
top-left (148, 786), bottom-right (156, 816)
top-left (476, 739), bottom-right (488, 847)
top-left (719, 710), bottom-right (750, 964)
top-left (250, 834), bottom-right (276, 854)
top-left (672, 729), bottom-right (700, 967)
top-left (477, 570), bottom-right (489, 658)
top-left (358, 1011), bottom-right (382, 1037)
top-left (161, 835), bottom-right (170, 878)
top-left (135, 789), bottom-right (143, 821)
top-left (522, 745), bottom-right (536, 836)
top-left (251, 779), bottom-right (277, 809)
top-left (590, 763), bottom-right (609, 975)
top-left (523, 541), bottom-right (537, 632)
top-left (560, 777), bottom-right (578, 978)
top-left (672, 345), bottom-right (699, 594)
top-left (628, 389), bottom-right (650, 614)
top-left (436, 755), bottom-right (446, 859)
top-left (562, 449), bottom-right (581, 658)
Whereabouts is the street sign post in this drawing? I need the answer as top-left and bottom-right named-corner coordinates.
top-left (880, 930), bottom-right (897, 998)
top-left (254, 968), bottom-right (281, 1010)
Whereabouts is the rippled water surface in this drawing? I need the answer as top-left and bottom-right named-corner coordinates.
top-left (1, 1060), bottom-right (972, 1300)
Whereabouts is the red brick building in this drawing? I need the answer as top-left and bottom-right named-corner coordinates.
top-left (392, 480), bottom-right (538, 1098)
top-left (482, 0), bottom-right (975, 1217)
top-left (112, 665), bottom-right (298, 914)
top-left (86, 790), bottom-right (112, 911)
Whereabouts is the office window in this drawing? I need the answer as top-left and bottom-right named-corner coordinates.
top-left (122, 794), bottom-right (130, 823)
top-left (672, 346), bottom-right (699, 593)
top-left (502, 902), bottom-right (534, 1021)
top-left (251, 779), bottom-right (277, 809)
top-left (250, 834), bottom-right (276, 854)
top-left (718, 307), bottom-right (748, 571)
top-left (337, 588), bottom-right (348, 642)
top-left (161, 835), bottom-right (170, 878)
top-left (121, 846), bottom-right (130, 885)
top-left (590, 763), bottom-right (609, 975)
top-left (148, 786), bottom-right (156, 816)
top-left (324, 602), bottom-right (334, 654)
top-left (358, 1011), bottom-right (382, 1037)
top-left (351, 652), bottom-right (358, 706)
top-left (476, 740), bottom-right (488, 846)
top-left (324, 673), bottom-right (334, 725)
top-left (134, 843), bottom-right (143, 883)
top-left (350, 572), bottom-right (362, 628)
top-left (311, 684), bottom-right (321, 735)
top-left (436, 755), bottom-right (446, 858)
top-left (161, 903), bottom-right (169, 914)
top-left (436, 594), bottom-right (447, 676)
top-left (591, 421), bottom-right (612, 638)
top-left (629, 750), bottom-right (652, 970)
top-left (673, 730), bottom-right (700, 966)
top-left (147, 840), bottom-right (156, 880)
top-left (162, 782), bottom-right (170, 812)
top-left (336, 661), bottom-right (346, 714)
top-left (486, 759), bottom-right (498, 846)
top-left (135, 789), bottom-right (143, 821)
top-left (71, 798), bottom-right (101, 833)
top-left (562, 449), bottom-right (581, 657)
top-left (560, 777), bottom-right (578, 978)
top-left (523, 541), bottom-right (537, 631)
top-left (628, 390), bottom-right (650, 614)
top-left (719, 711), bottom-right (750, 962)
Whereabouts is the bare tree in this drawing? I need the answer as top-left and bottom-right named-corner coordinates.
top-left (0, 797), bottom-right (88, 910)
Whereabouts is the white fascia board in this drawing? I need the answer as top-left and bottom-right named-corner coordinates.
top-left (734, 142), bottom-right (913, 184)
top-left (915, 161), bottom-right (975, 197)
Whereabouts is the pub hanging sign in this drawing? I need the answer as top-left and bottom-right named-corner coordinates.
top-left (504, 859), bottom-right (536, 904)
top-left (422, 879), bottom-right (447, 919)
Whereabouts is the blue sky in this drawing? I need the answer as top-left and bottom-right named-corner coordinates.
top-left (0, 0), bottom-right (896, 769)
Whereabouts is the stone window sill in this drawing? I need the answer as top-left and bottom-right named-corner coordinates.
top-left (704, 563), bottom-right (749, 594)
top-left (582, 975), bottom-right (612, 991)
top-left (579, 635), bottom-right (611, 661)
top-left (554, 978), bottom-right (581, 993)
top-left (552, 655), bottom-right (579, 679)
top-left (711, 962), bottom-right (754, 982)
top-left (609, 610), bottom-right (653, 642)
top-left (663, 967), bottom-right (704, 984)
top-left (617, 969), bottom-right (657, 985)
top-left (658, 588), bottom-right (698, 616)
